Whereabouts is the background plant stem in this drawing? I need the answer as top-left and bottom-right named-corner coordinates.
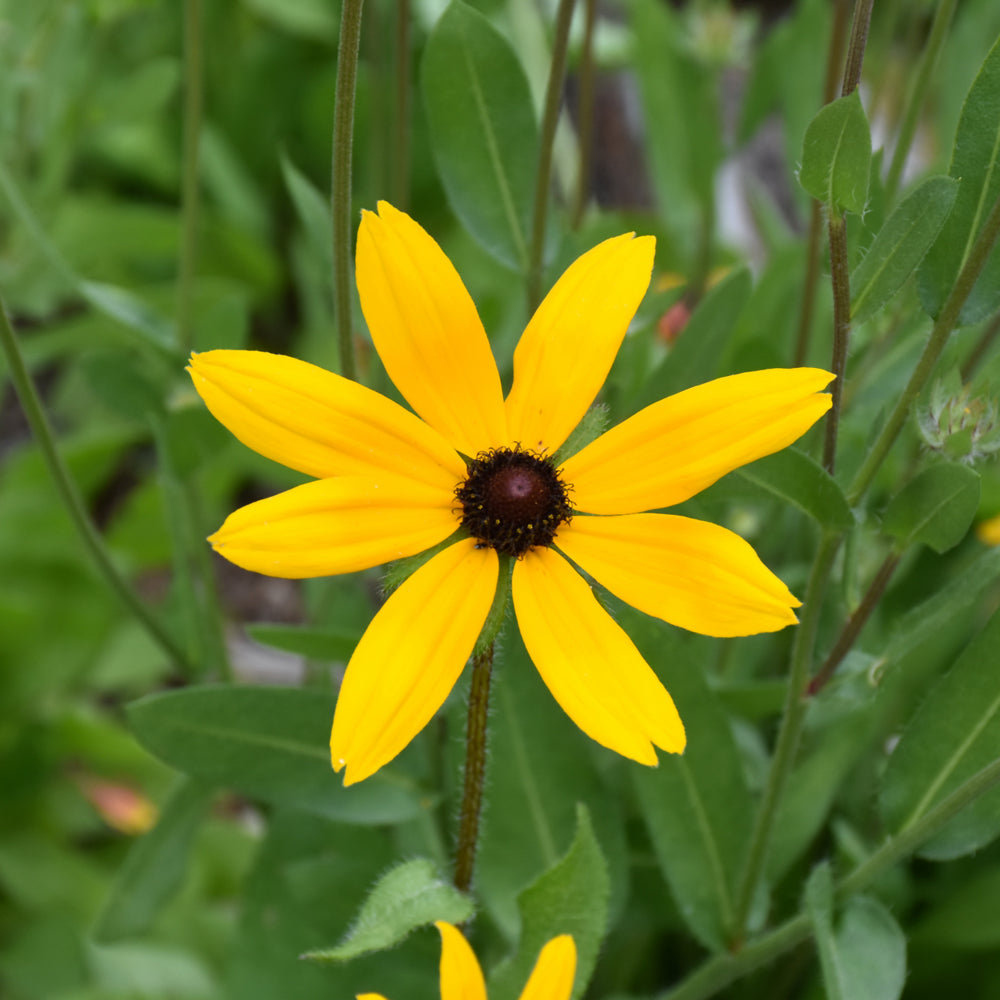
top-left (0, 301), bottom-right (192, 671)
top-left (392, 0), bottom-right (411, 212)
top-left (526, 0), bottom-right (576, 314)
top-left (454, 643), bottom-right (494, 893)
top-left (823, 213), bottom-right (851, 472)
top-left (571, 0), bottom-right (596, 230)
top-left (177, 0), bottom-right (203, 354)
top-left (331, 0), bottom-right (364, 381)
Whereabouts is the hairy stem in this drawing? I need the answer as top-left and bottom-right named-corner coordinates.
top-left (571, 0), bottom-right (597, 230)
top-left (454, 643), bottom-right (495, 892)
top-left (331, 0), bottom-right (364, 381)
top-left (177, 0), bottom-right (203, 353)
top-left (840, 0), bottom-right (874, 96)
top-left (823, 213), bottom-right (851, 472)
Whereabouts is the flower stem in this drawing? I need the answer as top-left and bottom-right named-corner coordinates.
top-left (840, 0), bottom-right (874, 96)
top-left (177, 0), bottom-right (203, 354)
top-left (792, 0), bottom-right (850, 367)
top-left (731, 532), bottom-right (841, 941)
top-left (884, 0), bottom-right (957, 205)
top-left (0, 301), bottom-right (192, 671)
top-left (664, 754), bottom-right (1000, 1000)
top-left (848, 190), bottom-right (1000, 505)
top-left (392, 0), bottom-right (411, 212)
top-left (961, 309), bottom-right (1000, 381)
top-left (571, 0), bottom-right (597, 231)
top-left (822, 212), bottom-right (851, 472)
top-left (526, 0), bottom-right (576, 313)
top-left (454, 642), bottom-right (494, 893)
top-left (807, 550), bottom-right (901, 695)
top-left (331, 0), bottom-right (364, 381)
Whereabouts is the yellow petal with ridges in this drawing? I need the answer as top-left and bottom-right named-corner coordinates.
top-left (512, 548), bottom-right (685, 764)
top-left (330, 540), bottom-right (498, 785)
top-left (561, 368), bottom-right (834, 514)
top-left (506, 233), bottom-right (656, 454)
top-left (518, 936), bottom-right (577, 1000)
top-left (436, 922), bottom-right (488, 1000)
top-left (188, 350), bottom-right (465, 489)
top-left (558, 513), bottom-right (800, 637)
top-left (356, 202), bottom-right (508, 456)
top-left (207, 475), bottom-right (459, 579)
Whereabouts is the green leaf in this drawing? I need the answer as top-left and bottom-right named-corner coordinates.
top-left (93, 779), bottom-right (214, 942)
top-left (882, 605), bottom-right (1000, 858)
top-left (127, 686), bottom-right (423, 825)
top-left (280, 155), bottom-right (333, 291)
top-left (919, 36), bottom-right (1000, 324)
top-left (806, 864), bottom-right (906, 1000)
top-left (630, 623), bottom-right (754, 951)
top-left (881, 463), bottom-right (980, 553)
top-left (799, 91), bottom-right (872, 216)
top-left (245, 624), bottom-right (360, 662)
top-left (851, 176), bottom-right (959, 324)
top-left (636, 268), bottom-right (751, 411)
top-left (78, 280), bottom-right (178, 356)
top-left (302, 858), bottom-right (472, 962)
top-left (736, 448), bottom-right (854, 531)
top-left (488, 806), bottom-right (609, 1000)
top-left (914, 865), bottom-right (1000, 949)
top-left (421, 1), bottom-right (537, 270)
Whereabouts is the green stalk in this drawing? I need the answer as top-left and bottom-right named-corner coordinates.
top-left (960, 309), bottom-right (1000, 381)
top-left (526, 0), bottom-right (577, 313)
top-left (571, 0), bottom-right (597, 230)
top-left (848, 190), bottom-right (1000, 504)
top-left (663, 754), bottom-right (1000, 1000)
top-left (392, 0), bottom-right (411, 211)
top-left (822, 213), bottom-right (851, 472)
top-left (0, 302), bottom-right (191, 671)
top-left (331, 0), bottom-right (365, 381)
top-left (840, 0), bottom-right (874, 97)
top-left (884, 0), bottom-right (958, 205)
top-left (730, 532), bottom-right (841, 941)
top-left (454, 642), bottom-right (495, 893)
top-left (177, 0), bottom-right (204, 353)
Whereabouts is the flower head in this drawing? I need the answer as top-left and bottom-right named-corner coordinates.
top-left (189, 202), bottom-right (833, 785)
top-left (357, 921), bottom-right (576, 1000)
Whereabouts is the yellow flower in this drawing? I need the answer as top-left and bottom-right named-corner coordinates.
top-left (189, 202), bottom-right (833, 785)
top-left (357, 921), bottom-right (576, 1000)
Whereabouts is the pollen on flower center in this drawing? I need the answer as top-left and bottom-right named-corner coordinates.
top-left (455, 447), bottom-right (573, 557)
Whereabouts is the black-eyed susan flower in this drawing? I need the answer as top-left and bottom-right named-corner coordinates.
top-left (357, 921), bottom-right (576, 1000)
top-left (188, 202), bottom-right (833, 785)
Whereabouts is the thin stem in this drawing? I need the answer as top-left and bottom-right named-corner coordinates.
top-left (571, 0), bottom-right (597, 230)
top-left (731, 533), bottom-right (841, 941)
top-left (792, 0), bottom-right (850, 367)
top-left (808, 550), bottom-right (901, 695)
top-left (823, 213), bottom-right (851, 472)
top-left (848, 190), bottom-right (1000, 504)
top-left (526, 0), bottom-right (576, 314)
top-left (454, 643), bottom-right (495, 893)
top-left (663, 754), bottom-right (1000, 1000)
top-left (177, 0), bottom-right (203, 354)
top-left (392, 0), bottom-right (411, 211)
top-left (885, 0), bottom-right (958, 205)
top-left (331, 0), bottom-right (364, 381)
top-left (840, 0), bottom-right (874, 97)
top-left (960, 309), bottom-right (1000, 381)
top-left (0, 302), bottom-right (192, 670)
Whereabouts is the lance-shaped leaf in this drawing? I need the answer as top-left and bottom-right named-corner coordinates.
top-left (422, 1), bottom-right (537, 270)
top-left (881, 462), bottom-right (980, 554)
top-left (919, 36), bottom-right (1000, 324)
top-left (851, 176), bottom-right (958, 324)
top-left (245, 623), bottom-right (360, 662)
top-left (806, 864), bottom-right (907, 1000)
top-left (882, 606), bottom-right (1000, 859)
top-left (488, 805), bottom-right (609, 1000)
top-left (302, 858), bottom-right (472, 962)
top-left (127, 686), bottom-right (423, 825)
top-left (799, 90), bottom-right (872, 216)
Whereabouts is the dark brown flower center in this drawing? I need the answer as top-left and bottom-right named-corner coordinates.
top-left (455, 447), bottom-right (573, 557)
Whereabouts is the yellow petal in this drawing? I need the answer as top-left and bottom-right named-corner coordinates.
top-left (512, 547), bottom-right (685, 764)
top-left (188, 349), bottom-right (465, 490)
top-left (436, 922), bottom-right (488, 1000)
top-left (356, 202), bottom-right (508, 456)
top-left (356, 995), bottom-right (389, 1000)
top-left (518, 936), bottom-right (577, 1000)
top-left (505, 233), bottom-right (656, 454)
top-left (208, 475), bottom-right (459, 579)
top-left (977, 514), bottom-right (1000, 546)
top-left (561, 368), bottom-right (834, 514)
top-left (558, 514), bottom-right (800, 637)
top-left (330, 540), bottom-right (498, 785)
